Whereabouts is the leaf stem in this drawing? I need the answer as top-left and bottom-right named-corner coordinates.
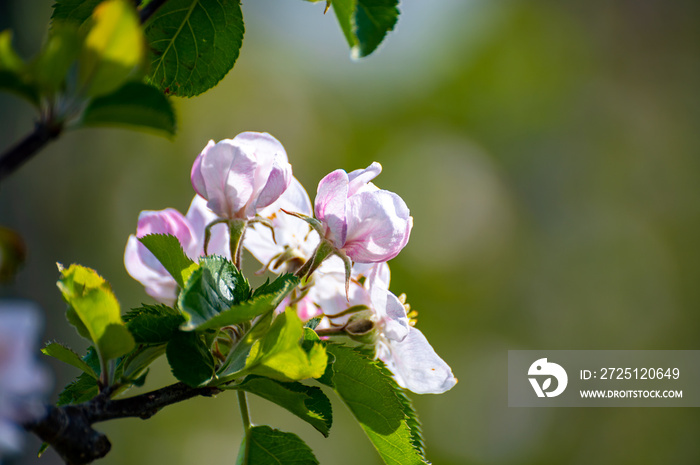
top-left (238, 390), bottom-right (252, 463)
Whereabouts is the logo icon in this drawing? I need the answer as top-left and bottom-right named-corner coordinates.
top-left (528, 358), bottom-right (568, 398)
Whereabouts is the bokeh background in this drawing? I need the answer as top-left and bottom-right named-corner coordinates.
top-left (2, 0), bottom-right (700, 463)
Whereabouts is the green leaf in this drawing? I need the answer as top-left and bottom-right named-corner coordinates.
top-left (81, 81), bottom-right (176, 136)
top-left (216, 309), bottom-right (327, 384)
top-left (79, 0), bottom-right (145, 97)
top-left (240, 308), bottom-right (327, 382)
top-left (323, 344), bottom-right (427, 465)
top-left (121, 344), bottom-right (166, 380)
top-left (124, 304), bottom-right (184, 344)
top-left (253, 274), bottom-right (299, 299)
top-left (166, 330), bottom-right (215, 387)
top-left (236, 426), bottom-right (318, 465)
top-left (139, 233), bottom-right (196, 288)
top-left (57, 264), bottom-right (136, 362)
top-left (0, 30), bottom-right (40, 105)
top-left (178, 256), bottom-right (251, 330)
top-left (57, 372), bottom-right (99, 406)
top-left (184, 274), bottom-right (298, 331)
top-left (42, 342), bottom-right (98, 378)
top-left (144, 0), bottom-right (245, 97)
top-left (231, 375), bottom-right (332, 437)
top-left (52, 0), bottom-right (102, 25)
top-left (32, 23), bottom-right (83, 95)
top-left (331, 0), bottom-right (399, 58)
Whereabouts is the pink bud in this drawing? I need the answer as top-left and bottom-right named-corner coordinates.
top-left (191, 132), bottom-right (292, 219)
top-left (314, 162), bottom-right (412, 263)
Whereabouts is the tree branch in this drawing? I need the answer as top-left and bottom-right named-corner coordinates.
top-left (24, 382), bottom-right (221, 465)
top-left (0, 120), bottom-right (63, 184)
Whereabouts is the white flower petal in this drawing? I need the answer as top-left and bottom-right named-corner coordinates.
top-left (380, 327), bottom-right (456, 394)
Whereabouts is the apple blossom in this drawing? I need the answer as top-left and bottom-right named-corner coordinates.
top-left (191, 132), bottom-right (292, 220)
top-left (124, 196), bottom-right (228, 305)
top-left (244, 177), bottom-right (320, 274)
top-left (295, 259), bottom-right (455, 394)
top-left (0, 301), bottom-right (51, 459)
top-left (314, 162), bottom-right (412, 264)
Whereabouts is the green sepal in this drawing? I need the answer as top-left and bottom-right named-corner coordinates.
top-left (323, 344), bottom-right (428, 465)
top-left (41, 342), bottom-right (98, 379)
top-left (144, 0), bottom-right (245, 97)
top-left (166, 330), bottom-right (215, 387)
top-left (177, 256), bottom-right (251, 330)
top-left (228, 375), bottom-right (332, 437)
top-left (138, 234), bottom-right (195, 289)
top-left (81, 81), bottom-right (176, 137)
top-left (236, 426), bottom-right (319, 465)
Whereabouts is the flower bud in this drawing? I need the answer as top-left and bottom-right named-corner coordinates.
top-left (191, 132), bottom-right (292, 220)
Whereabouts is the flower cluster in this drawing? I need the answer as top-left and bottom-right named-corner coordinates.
top-left (0, 301), bottom-right (51, 460)
top-left (125, 132), bottom-right (455, 394)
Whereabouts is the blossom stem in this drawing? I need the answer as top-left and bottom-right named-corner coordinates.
top-left (295, 240), bottom-right (334, 279)
top-left (228, 219), bottom-right (248, 269)
top-left (237, 390), bottom-right (252, 462)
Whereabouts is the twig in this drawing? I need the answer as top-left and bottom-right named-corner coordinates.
top-left (24, 382), bottom-right (221, 465)
top-left (0, 120), bottom-right (63, 184)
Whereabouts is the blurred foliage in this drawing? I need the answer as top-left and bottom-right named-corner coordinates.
top-left (2, 0), bottom-right (700, 464)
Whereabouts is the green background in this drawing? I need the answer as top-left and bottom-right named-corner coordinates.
top-left (2, 0), bottom-right (700, 463)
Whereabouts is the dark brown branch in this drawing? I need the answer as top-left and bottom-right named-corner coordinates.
top-left (24, 382), bottom-right (221, 465)
top-left (0, 120), bottom-right (63, 184)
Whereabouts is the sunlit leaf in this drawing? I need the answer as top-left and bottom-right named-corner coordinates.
top-left (79, 0), bottom-right (145, 97)
top-left (321, 344), bottom-right (427, 465)
top-left (57, 263), bottom-right (135, 362)
top-left (42, 342), bottom-right (98, 378)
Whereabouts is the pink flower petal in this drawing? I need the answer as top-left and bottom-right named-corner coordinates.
top-left (314, 169), bottom-right (349, 247)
